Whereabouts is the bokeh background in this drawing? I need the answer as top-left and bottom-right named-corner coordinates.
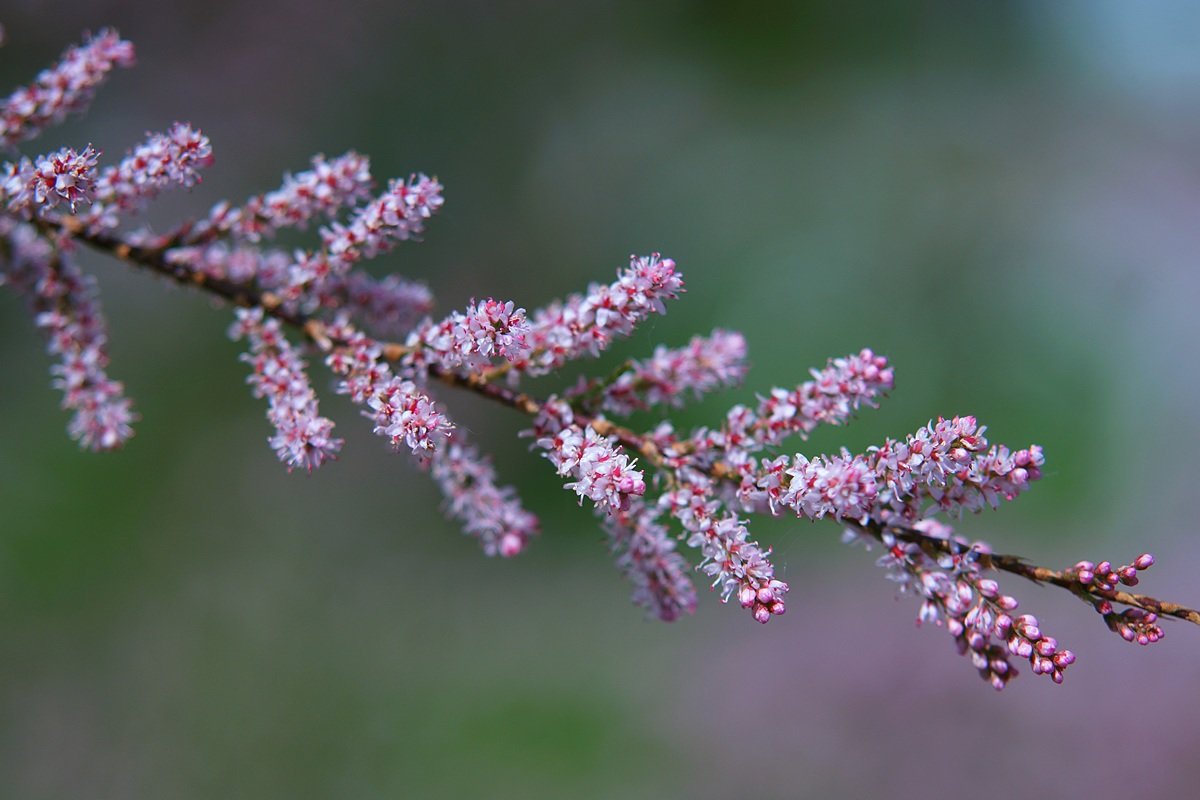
top-left (3, 2), bottom-right (1199, 798)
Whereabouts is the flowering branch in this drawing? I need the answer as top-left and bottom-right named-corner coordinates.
top-left (3, 29), bottom-right (1196, 692)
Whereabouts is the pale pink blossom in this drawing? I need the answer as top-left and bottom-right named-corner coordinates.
top-left (1, 218), bottom-right (135, 450)
top-left (324, 319), bottom-right (453, 457)
top-left (429, 436), bottom-right (539, 558)
top-left (601, 497), bottom-right (697, 622)
top-left (410, 297), bottom-right (532, 371)
top-left (204, 151), bottom-right (373, 242)
top-left (230, 307), bottom-right (342, 472)
top-left (3, 145), bottom-right (100, 214)
top-left (0, 29), bottom-right (134, 147)
top-left (581, 329), bottom-right (747, 415)
top-left (80, 123), bottom-right (212, 230)
top-left (515, 253), bottom-right (684, 376)
top-left (530, 400), bottom-right (646, 512)
top-left (663, 477), bottom-right (788, 624)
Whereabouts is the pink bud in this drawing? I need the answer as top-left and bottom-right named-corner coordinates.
top-left (498, 533), bottom-right (524, 558)
top-left (997, 595), bottom-right (1019, 611)
top-left (1035, 637), bottom-right (1057, 656)
top-left (1133, 553), bottom-right (1155, 570)
top-left (753, 605), bottom-right (771, 624)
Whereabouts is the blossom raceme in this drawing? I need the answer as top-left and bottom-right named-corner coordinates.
top-left (3, 145), bottom-right (100, 215)
top-left (4, 27), bottom-right (1196, 694)
top-left (0, 217), bottom-right (135, 450)
top-left (530, 399), bottom-right (647, 512)
top-left (203, 151), bottom-right (373, 242)
top-left (429, 435), bottom-right (539, 558)
top-left (512, 253), bottom-right (685, 377)
top-left (0, 29), bottom-right (134, 148)
top-left (229, 307), bottom-right (342, 472)
top-left (79, 123), bottom-right (213, 230)
top-left (570, 328), bottom-right (748, 415)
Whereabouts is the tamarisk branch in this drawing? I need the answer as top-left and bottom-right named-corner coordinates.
top-left (3, 28), bottom-right (1196, 691)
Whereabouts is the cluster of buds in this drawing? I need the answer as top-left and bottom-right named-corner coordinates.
top-left (1069, 554), bottom-right (1165, 645)
top-left (1071, 553), bottom-right (1155, 591)
top-left (858, 522), bottom-right (1075, 687)
top-left (3, 28), bottom-right (1193, 692)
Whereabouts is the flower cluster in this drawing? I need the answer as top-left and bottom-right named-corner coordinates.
top-left (322, 320), bottom-right (452, 458)
top-left (572, 329), bottom-right (748, 415)
top-left (229, 307), bottom-right (342, 472)
top-left (531, 400), bottom-right (646, 512)
top-left (288, 173), bottom-right (443, 295)
top-left (0, 218), bottom-right (135, 450)
top-left (3, 145), bottom-right (100, 215)
top-left (204, 151), bottom-right (373, 242)
top-left (1068, 553), bottom-right (1165, 645)
top-left (429, 437), bottom-right (539, 558)
top-left (0, 29), bottom-right (134, 148)
top-left (665, 476), bottom-right (788, 623)
top-left (512, 253), bottom-right (685, 377)
top-left (4, 27), bottom-right (1193, 693)
top-left (79, 123), bottom-right (213, 230)
top-left (321, 271), bottom-right (433, 339)
top-left (852, 522), bottom-right (1074, 688)
top-left (747, 416), bottom-right (1044, 525)
top-left (411, 297), bottom-right (532, 371)
top-left (601, 497), bottom-right (698, 622)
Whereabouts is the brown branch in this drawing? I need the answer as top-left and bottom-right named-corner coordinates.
top-left (869, 521), bottom-right (1200, 626)
top-left (38, 212), bottom-right (1200, 629)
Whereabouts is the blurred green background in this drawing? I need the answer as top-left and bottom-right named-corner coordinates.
top-left (3, 2), bottom-right (1199, 798)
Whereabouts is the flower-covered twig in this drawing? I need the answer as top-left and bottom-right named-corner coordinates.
top-left (3, 28), bottom-right (1196, 691)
